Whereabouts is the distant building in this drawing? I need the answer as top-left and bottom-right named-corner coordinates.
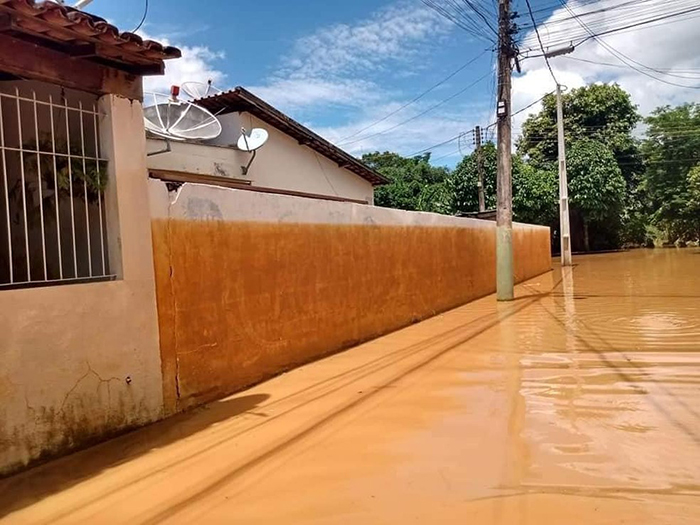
top-left (146, 87), bottom-right (387, 204)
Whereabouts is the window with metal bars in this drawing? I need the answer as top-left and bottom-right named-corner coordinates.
top-left (0, 80), bottom-right (113, 289)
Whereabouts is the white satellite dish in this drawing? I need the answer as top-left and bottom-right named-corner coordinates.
top-left (143, 91), bottom-right (222, 143)
top-left (181, 80), bottom-right (223, 101)
top-left (237, 128), bottom-right (269, 151)
top-left (237, 127), bottom-right (269, 175)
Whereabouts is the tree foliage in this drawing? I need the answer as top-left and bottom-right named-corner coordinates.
top-left (359, 85), bottom-right (699, 252)
top-left (450, 142), bottom-right (558, 228)
top-left (518, 83), bottom-right (641, 174)
top-left (567, 139), bottom-right (626, 250)
top-left (643, 103), bottom-right (700, 241)
top-left (362, 152), bottom-right (451, 213)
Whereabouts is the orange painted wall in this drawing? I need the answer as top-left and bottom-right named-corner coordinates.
top-left (152, 217), bottom-right (551, 413)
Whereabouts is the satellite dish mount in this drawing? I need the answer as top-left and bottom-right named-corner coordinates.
top-left (143, 86), bottom-right (222, 156)
top-left (238, 127), bottom-right (269, 175)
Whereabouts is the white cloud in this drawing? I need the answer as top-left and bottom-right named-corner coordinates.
top-left (512, 0), bottom-right (700, 135)
top-left (281, 3), bottom-right (451, 80)
top-left (139, 32), bottom-right (227, 94)
top-left (248, 2), bottom-right (453, 113)
top-left (249, 78), bottom-right (383, 111)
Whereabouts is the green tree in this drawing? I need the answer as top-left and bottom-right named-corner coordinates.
top-left (518, 83), bottom-right (641, 174)
top-left (449, 142), bottom-right (497, 213)
top-left (642, 103), bottom-right (700, 241)
top-left (683, 165), bottom-right (700, 239)
top-left (519, 83), bottom-right (644, 248)
top-left (512, 160), bottom-right (558, 227)
top-left (449, 142), bottom-right (558, 228)
top-left (362, 151), bottom-right (451, 213)
top-left (567, 139), bottom-right (626, 251)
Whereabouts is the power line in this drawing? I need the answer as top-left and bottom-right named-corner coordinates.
top-left (557, 0), bottom-right (700, 90)
top-left (337, 49), bottom-right (489, 143)
top-left (131, 0), bottom-right (149, 33)
top-left (520, 0), bottom-right (700, 55)
top-left (558, 56), bottom-right (700, 80)
top-left (524, 0), bottom-right (559, 85)
top-left (339, 70), bottom-right (492, 147)
top-left (422, 0), bottom-right (498, 44)
top-left (485, 91), bottom-right (553, 130)
top-left (520, 0), bottom-right (698, 45)
top-left (407, 131), bottom-right (472, 157)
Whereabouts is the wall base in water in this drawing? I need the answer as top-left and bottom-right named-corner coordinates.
top-left (150, 181), bottom-right (551, 413)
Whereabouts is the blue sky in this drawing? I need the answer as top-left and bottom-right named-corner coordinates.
top-left (91, 0), bottom-right (700, 165)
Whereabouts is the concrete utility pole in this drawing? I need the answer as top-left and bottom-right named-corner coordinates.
top-left (555, 84), bottom-right (572, 266)
top-left (496, 0), bottom-right (515, 301)
top-left (474, 125), bottom-right (486, 212)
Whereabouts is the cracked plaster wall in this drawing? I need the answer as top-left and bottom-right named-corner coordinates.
top-left (0, 95), bottom-right (163, 476)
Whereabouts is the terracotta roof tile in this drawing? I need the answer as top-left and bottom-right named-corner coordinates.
top-left (0, 0), bottom-right (180, 73)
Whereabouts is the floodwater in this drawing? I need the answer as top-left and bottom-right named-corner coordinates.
top-left (1, 249), bottom-right (699, 524)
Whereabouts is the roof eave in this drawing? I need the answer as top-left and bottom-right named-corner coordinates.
top-left (196, 87), bottom-right (389, 187)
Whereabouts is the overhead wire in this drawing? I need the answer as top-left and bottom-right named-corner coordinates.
top-left (519, 0), bottom-right (700, 54)
top-left (524, 0), bottom-right (559, 85)
top-left (338, 70), bottom-right (492, 147)
top-left (422, 0), bottom-right (499, 44)
top-left (407, 131), bottom-right (472, 158)
top-left (558, 56), bottom-right (700, 80)
top-left (131, 0), bottom-right (149, 33)
top-left (556, 0), bottom-right (700, 90)
top-left (337, 49), bottom-right (490, 143)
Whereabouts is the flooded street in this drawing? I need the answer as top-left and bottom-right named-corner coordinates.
top-left (1, 249), bottom-right (699, 524)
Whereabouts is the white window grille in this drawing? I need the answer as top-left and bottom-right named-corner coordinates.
top-left (0, 81), bottom-right (113, 288)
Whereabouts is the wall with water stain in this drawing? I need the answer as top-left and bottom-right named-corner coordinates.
top-left (150, 181), bottom-right (551, 413)
top-left (0, 96), bottom-right (164, 476)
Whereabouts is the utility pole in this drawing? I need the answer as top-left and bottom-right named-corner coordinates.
top-left (474, 125), bottom-right (486, 212)
top-left (496, 0), bottom-right (515, 301)
top-left (556, 84), bottom-right (572, 266)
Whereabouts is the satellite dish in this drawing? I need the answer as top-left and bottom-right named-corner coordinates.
top-left (143, 91), bottom-right (222, 142)
top-left (181, 80), bottom-right (223, 101)
top-left (237, 127), bottom-right (269, 175)
top-left (237, 128), bottom-right (269, 151)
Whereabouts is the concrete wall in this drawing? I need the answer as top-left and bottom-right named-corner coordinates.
top-left (0, 95), bottom-right (163, 475)
top-left (146, 111), bottom-right (375, 203)
top-left (149, 181), bottom-right (551, 413)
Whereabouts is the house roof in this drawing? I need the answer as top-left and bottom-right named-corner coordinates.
top-left (0, 0), bottom-right (181, 75)
top-left (195, 87), bottom-right (389, 186)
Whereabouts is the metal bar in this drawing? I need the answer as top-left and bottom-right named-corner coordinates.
top-left (0, 96), bottom-right (12, 283)
top-left (15, 87), bottom-right (31, 281)
top-left (49, 95), bottom-right (63, 280)
top-left (33, 91), bottom-right (48, 280)
top-left (93, 102), bottom-right (105, 276)
top-left (169, 102), bottom-right (191, 131)
top-left (78, 102), bottom-right (92, 277)
top-left (0, 92), bottom-right (102, 116)
top-left (0, 273), bottom-right (116, 289)
top-left (64, 96), bottom-right (78, 278)
top-left (0, 145), bottom-right (105, 162)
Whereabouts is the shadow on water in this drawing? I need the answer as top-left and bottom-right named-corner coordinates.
top-left (0, 393), bottom-right (270, 518)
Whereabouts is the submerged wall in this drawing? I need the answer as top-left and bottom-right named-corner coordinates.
top-left (150, 181), bottom-right (551, 413)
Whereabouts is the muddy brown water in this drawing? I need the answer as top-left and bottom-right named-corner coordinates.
top-left (1, 249), bottom-right (699, 524)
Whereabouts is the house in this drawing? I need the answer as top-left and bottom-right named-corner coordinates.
top-left (145, 87), bottom-right (388, 204)
top-left (0, 0), bottom-right (179, 475)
